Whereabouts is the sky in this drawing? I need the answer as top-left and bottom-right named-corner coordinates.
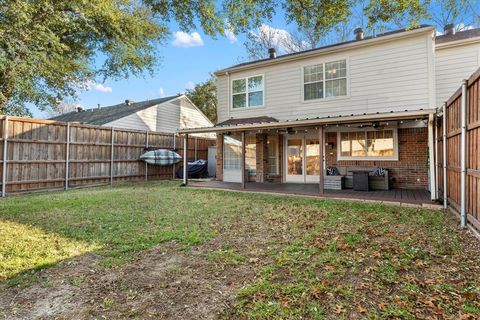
top-left (32, 15), bottom-right (293, 118)
top-left (30, 2), bottom-right (479, 119)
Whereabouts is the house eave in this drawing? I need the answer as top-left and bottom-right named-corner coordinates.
top-left (435, 37), bottom-right (480, 50)
top-left (177, 109), bottom-right (437, 134)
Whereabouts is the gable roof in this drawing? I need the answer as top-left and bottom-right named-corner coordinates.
top-left (214, 25), bottom-right (434, 75)
top-left (50, 95), bottom-right (180, 125)
top-left (435, 28), bottom-right (480, 44)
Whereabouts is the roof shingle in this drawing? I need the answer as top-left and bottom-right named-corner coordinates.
top-left (50, 95), bottom-right (179, 125)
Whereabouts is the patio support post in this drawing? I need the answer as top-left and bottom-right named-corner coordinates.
top-left (241, 131), bottom-right (246, 189)
top-left (110, 127), bottom-right (115, 185)
top-left (319, 126), bottom-right (324, 195)
top-left (182, 134), bottom-right (188, 186)
top-left (443, 102), bottom-right (448, 209)
top-left (460, 79), bottom-right (467, 228)
top-left (65, 122), bottom-right (70, 190)
top-left (2, 116), bottom-right (8, 197)
top-left (428, 113), bottom-right (436, 201)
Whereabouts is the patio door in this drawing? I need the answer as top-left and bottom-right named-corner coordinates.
top-left (285, 134), bottom-right (320, 183)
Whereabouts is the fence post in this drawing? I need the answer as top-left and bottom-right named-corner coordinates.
top-left (443, 102), bottom-right (448, 209)
top-left (173, 133), bottom-right (176, 179)
top-left (145, 131), bottom-right (149, 181)
top-left (460, 79), bottom-right (468, 228)
top-left (434, 114), bottom-right (439, 200)
top-left (428, 113), bottom-right (436, 201)
top-left (195, 137), bottom-right (198, 160)
top-left (2, 116), bottom-right (8, 197)
top-left (110, 127), bottom-right (115, 185)
top-left (65, 122), bottom-right (71, 190)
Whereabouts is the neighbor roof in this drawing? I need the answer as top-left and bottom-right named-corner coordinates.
top-left (435, 28), bottom-right (480, 44)
top-left (50, 95), bottom-right (180, 125)
top-left (215, 25), bottom-right (433, 75)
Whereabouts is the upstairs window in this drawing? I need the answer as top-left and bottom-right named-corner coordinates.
top-left (304, 59), bottom-right (347, 101)
top-left (232, 75), bottom-right (264, 109)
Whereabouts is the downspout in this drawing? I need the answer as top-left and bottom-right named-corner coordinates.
top-left (460, 79), bottom-right (467, 228)
top-left (442, 103), bottom-right (448, 209)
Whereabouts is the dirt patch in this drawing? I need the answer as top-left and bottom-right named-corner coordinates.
top-left (0, 232), bottom-right (274, 320)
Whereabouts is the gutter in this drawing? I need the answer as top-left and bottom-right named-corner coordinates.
top-left (214, 26), bottom-right (435, 76)
top-left (178, 109), bottom-right (436, 134)
top-left (435, 37), bottom-right (480, 49)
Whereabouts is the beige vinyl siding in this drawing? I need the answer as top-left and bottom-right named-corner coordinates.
top-left (217, 32), bottom-right (433, 123)
top-left (106, 96), bottom-right (213, 135)
top-left (435, 42), bottom-right (480, 106)
top-left (106, 106), bottom-right (158, 131)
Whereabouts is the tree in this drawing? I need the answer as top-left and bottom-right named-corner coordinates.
top-left (186, 76), bottom-right (217, 123)
top-left (0, 0), bottom-right (167, 116)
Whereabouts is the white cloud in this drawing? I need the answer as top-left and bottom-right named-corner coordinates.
top-left (172, 31), bottom-right (204, 48)
top-left (84, 81), bottom-right (112, 93)
top-left (185, 81), bottom-right (195, 90)
top-left (158, 87), bottom-right (165, 98)
top-left (251, 24), bottom-right (308, 54)
top-left (225, 28), bottom-right (237, 44)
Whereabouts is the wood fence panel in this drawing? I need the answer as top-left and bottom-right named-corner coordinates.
top-left (439, 68), bottom-right (480, 232)
top-left (0, 116), bottom-right (215, 195)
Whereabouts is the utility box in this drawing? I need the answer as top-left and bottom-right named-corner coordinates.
top-left (207, 146), bottom-right (217, 177)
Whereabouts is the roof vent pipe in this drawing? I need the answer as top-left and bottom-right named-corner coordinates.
top-left (354, 27), bottom-right (364, 40)
top-left (444, 23), bottom-right (455, 36)
top-left (268, 48), bottom-right (276, 59)
top-left (125, 99), bottom-right (132, 106)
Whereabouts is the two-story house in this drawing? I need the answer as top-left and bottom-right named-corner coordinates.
top-left (179, 25), bottom-right (480, 201)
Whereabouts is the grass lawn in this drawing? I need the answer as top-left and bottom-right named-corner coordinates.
top-left (0, 181), bottom-right (479, 319)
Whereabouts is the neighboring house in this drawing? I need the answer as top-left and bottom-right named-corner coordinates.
top-left (51, 95), bottom-right (213, 136)
top-left (178, 25), bottom-right (480, 199)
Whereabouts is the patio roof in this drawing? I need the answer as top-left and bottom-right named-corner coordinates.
top-left (177, 108), bottom-right (436, 134)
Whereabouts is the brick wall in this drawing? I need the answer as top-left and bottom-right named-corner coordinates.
top-left (215, 134), bottom-right (223, 181)
top-left (325, 127), bottom-right (429, 189)
top-left (255, 134), bottom-right (268, 182)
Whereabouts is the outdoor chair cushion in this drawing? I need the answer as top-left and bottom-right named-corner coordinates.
top-left (326, 166), bottom-right (340, 176)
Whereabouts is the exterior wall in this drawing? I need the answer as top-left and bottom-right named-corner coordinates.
top-left (435, 41), bottom-right (480, 106)
top-left (255, 134), bottom-right (268, 182)
top-left (217, 31), bottom-right (434, 123)
top-left (325, 127), bottom-right (429, 189)
top-left (105, 96), bottom-right (213, 135)
top-left (216, 134), bottom-right (223, 181)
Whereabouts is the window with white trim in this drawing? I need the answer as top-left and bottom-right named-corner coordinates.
top-left (304, 59), bottom-right (347, 100)
top-left (338, 129), bottom-right (397, 160)
top-left (232, 75), bottom-right (264, 109)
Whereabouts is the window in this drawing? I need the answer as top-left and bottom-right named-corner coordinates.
top-left (304, 59), bottom-right (347, 100)
top-left (232, 75), bottom-right (264, 109)
top-left (223, 134), bottom-right (242, 170)
top-left (267, 136), bottom-right (278, 175)
top-left (338, 129), bottom-right (397, 160)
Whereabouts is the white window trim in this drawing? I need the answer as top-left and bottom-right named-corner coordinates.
top-left (230, 74), bottom-right (265, 111)
top-left (301, 58), bottom-right (350, 102)
top-left (336, 128), bottom-right (399, 161)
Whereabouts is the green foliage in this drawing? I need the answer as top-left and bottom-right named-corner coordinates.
top-left (0, 0), bottom-right (167, 116)
top-left (185, 75), bottom-right (217, 123)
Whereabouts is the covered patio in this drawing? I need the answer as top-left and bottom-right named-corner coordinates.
top-left (187, 180), bottom-right (438, 208)
top-left (179, 109), bottom-right (440, 206)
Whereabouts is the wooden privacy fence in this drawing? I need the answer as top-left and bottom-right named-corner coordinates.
top-left (437, 68), bottom-right (480, 235)
top-left (0, 116), bottom-right (215, 195)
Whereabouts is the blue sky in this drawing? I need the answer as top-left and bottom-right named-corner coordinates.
top-left (32, 18), bottom-right (287, 118)
top-left (31, 3), bottom-right (479, 119)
